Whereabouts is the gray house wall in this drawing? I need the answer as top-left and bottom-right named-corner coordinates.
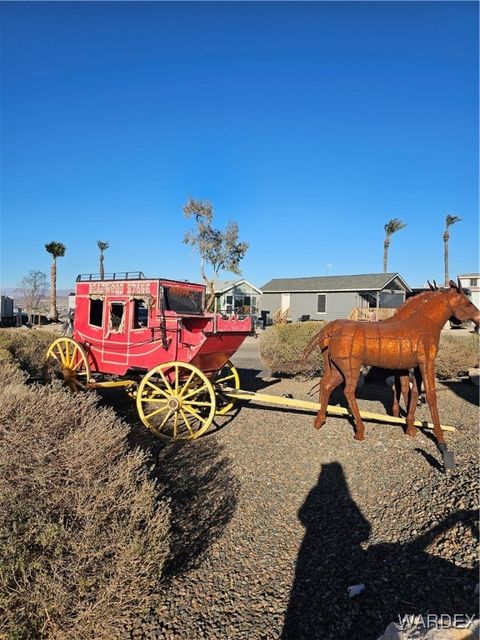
top-left (260, 291), bottom-right (359, 322)
top-left (261, 289), bottom-right (406, 322)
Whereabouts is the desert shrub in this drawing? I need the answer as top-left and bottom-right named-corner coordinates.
top-left (0, 361), bottom-right (170, 640)
top-left (0, 328), bottom-right (57, 377)
top-left (259, 321), bottom-right (325, 375)
top-left (435, 333), bottom-right (480, 379)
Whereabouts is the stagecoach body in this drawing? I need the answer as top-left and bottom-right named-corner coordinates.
top-left (73, 272), bottom-right (252, 377)
top-left (45, 271), bottom-right (252, 440)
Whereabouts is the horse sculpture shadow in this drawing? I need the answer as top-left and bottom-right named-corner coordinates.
top-left (282, 462), bottom-right (478, 640)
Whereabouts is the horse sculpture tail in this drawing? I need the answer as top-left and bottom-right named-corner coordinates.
top-left (301, 321), bottom-right (339, 372)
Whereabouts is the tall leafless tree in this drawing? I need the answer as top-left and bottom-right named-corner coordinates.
top-left (17, 270), bottom-right (47, 324)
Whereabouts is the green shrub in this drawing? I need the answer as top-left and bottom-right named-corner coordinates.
top-left (0, 328), bottom-right (57, 377)
top-left (436, 333), bottom-right (480, 379)
top-left (0, 361), bottom-right (170, 640)
top-left (259, 321), bottom-right (325, 375)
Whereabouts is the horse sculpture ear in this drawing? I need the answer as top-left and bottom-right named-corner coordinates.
top-left (433, 280), bottom-right (438, 290)
top-left (427, 280), bottom-right (434, 291)
top-left (448, 280), bottom-right (458, 290)
top-left (457, 277), bottom-right (464, 293)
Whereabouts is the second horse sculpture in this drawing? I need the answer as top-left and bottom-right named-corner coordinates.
top-left (313, 280), bottom-right (479, 456)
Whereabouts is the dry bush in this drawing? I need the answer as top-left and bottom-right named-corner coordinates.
top-left (259, 321), bottom-right (325, 376)
top-left (435, 333), bottom-right (480, 379)
top-left (0, 361), bottom-right (170, 640)
top-left (0, 328), bottom-right (57, 376)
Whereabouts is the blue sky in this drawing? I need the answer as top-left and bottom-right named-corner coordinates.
top-left (1, 1), bottom-right (478, 290)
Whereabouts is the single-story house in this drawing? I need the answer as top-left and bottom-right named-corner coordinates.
top-left (214, 279), bottom-right (263, 317)
top-left (260, 273), bottom-right (412, 323)
top-left (458, 273), bottom-right (480, 309)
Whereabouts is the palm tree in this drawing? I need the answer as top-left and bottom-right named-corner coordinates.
top-left (97, 240), bottom-right (110, 280)
top-left (443, 214), bottom-right (461, 286)
top-left (383, 218), bottom-right (407, 272)
top-left (45, 241), bottom-right (66, 321)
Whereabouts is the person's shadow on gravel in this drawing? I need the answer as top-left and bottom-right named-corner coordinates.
top-left (282, 463), bottom-right (478, 640)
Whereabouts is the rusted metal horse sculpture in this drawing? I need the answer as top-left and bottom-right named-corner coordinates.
top-left (304, 285), bottom-right (438, 426)
top-left (313, 280), bottom-right (479, 468)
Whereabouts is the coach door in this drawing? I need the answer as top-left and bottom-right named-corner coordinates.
top-left (103, 298), bottom-right (129, 366)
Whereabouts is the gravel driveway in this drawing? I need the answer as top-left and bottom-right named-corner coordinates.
top-left (126, 337), bottom-right (479, 640)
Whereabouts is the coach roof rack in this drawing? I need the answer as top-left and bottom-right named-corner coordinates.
top-left (76, 272), bottom-right (147, 282)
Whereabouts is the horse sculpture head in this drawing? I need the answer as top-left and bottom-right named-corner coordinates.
top-left (446, 279), bottom-right (480, 325)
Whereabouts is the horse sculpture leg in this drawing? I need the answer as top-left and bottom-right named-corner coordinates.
top-left (314, 358), bottom-right (343, 430)
top-left (418, 361), bottom-right (445, 446)
top-left (405, 375), bottom-right (419, 437)
top-left (333, 358), bottom-right (366, 440)
top-left (392, 373), bottom-right (410, 418)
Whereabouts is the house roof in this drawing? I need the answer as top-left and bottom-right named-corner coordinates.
top-left (458, 273), bottom-right (480, 278)
top-left (261, 273), bottom-right (411, 293)
top-left (214, 279), bottom-right (263, 295)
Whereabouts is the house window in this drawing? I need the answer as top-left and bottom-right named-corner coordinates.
top-left (226, 295), bottom-right (233, 304)
top-left (317, 294), bottom-right (326, 313)
top-left (89, 299), bottom-right (103, 327)
top-left (470, 278), bottom-right (478, 287)
top-left (133, 299), bottom-right (148, 328)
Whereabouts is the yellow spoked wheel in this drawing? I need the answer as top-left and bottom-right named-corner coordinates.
top-left (213, 360), bottom-right (240, 415)
top-left (136, 362), bottom-right (216, 440)
top-left (45, 338), bottom-right (91, 391)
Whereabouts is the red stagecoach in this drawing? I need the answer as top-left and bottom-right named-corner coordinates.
top-left (46, 272), bottom-right (252, 440)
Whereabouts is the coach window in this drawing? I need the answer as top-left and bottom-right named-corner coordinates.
top-left (109, 302), bottom-right (125, 332)
top-left (89, 299), bottom-right (103, 327)
top-left (133, 299), bottom-right (149, 329)
top-left (317, 294), bottom-right (327, 314)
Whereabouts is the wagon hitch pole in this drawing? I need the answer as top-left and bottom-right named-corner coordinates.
top-left (223, 388), bottom-right (456, 433)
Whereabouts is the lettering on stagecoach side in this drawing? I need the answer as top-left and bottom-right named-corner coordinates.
top-left (88, 281), bottom-right (154, 296)
top-left (127, 282), bottom-right (152, 295)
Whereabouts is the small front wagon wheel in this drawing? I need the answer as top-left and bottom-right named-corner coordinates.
top-left (45, 338), bottom-right (91, 391)
top-left (213, 360), bottom-right (240, 415)
top-left (136, 362), bottom-right (216, 440)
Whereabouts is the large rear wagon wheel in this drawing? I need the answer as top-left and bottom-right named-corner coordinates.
top-left (45, 338), bottom-right (91, 391)
top-left (213, 360), bottom-right (240, 415)
top-left (136, 362), bottom-right (216, 440)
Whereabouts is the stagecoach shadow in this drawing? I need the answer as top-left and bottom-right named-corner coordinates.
top-left (282, 462), bottom-right (478, 640)
top-left (235, 367), bottom-right (280, 392)
top-left (94, 388), bottom-right (240, 578)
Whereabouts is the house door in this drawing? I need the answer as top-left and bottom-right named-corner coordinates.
top-left (281, 293), bottom-right (290, 313)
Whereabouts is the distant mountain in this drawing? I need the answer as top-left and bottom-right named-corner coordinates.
top-left (0, 288), bottom-right (74, 299)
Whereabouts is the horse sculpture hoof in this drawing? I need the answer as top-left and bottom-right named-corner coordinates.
top-left (442, 450), bottom-right (455, 471)
top-left (354, 432), bottom-right (365, 441)
top-left (313, 417), bottom-right (325, 430)
top-left (406, 426), bottom-right (417, 437)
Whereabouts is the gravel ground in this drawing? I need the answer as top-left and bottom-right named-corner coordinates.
top-left (120, 337), bottom-right (478, 640)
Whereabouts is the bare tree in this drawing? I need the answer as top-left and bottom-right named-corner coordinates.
top-left (17, 270), bottom-right (47, 324)
top-left (97, 241), bottom-right (110, 280)
top-left (443, 214), bottom-right (461, 286)
top-left (383, 218), bottom-right (407, 272)
top-left (183, 197), bottom-right (249, 310)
